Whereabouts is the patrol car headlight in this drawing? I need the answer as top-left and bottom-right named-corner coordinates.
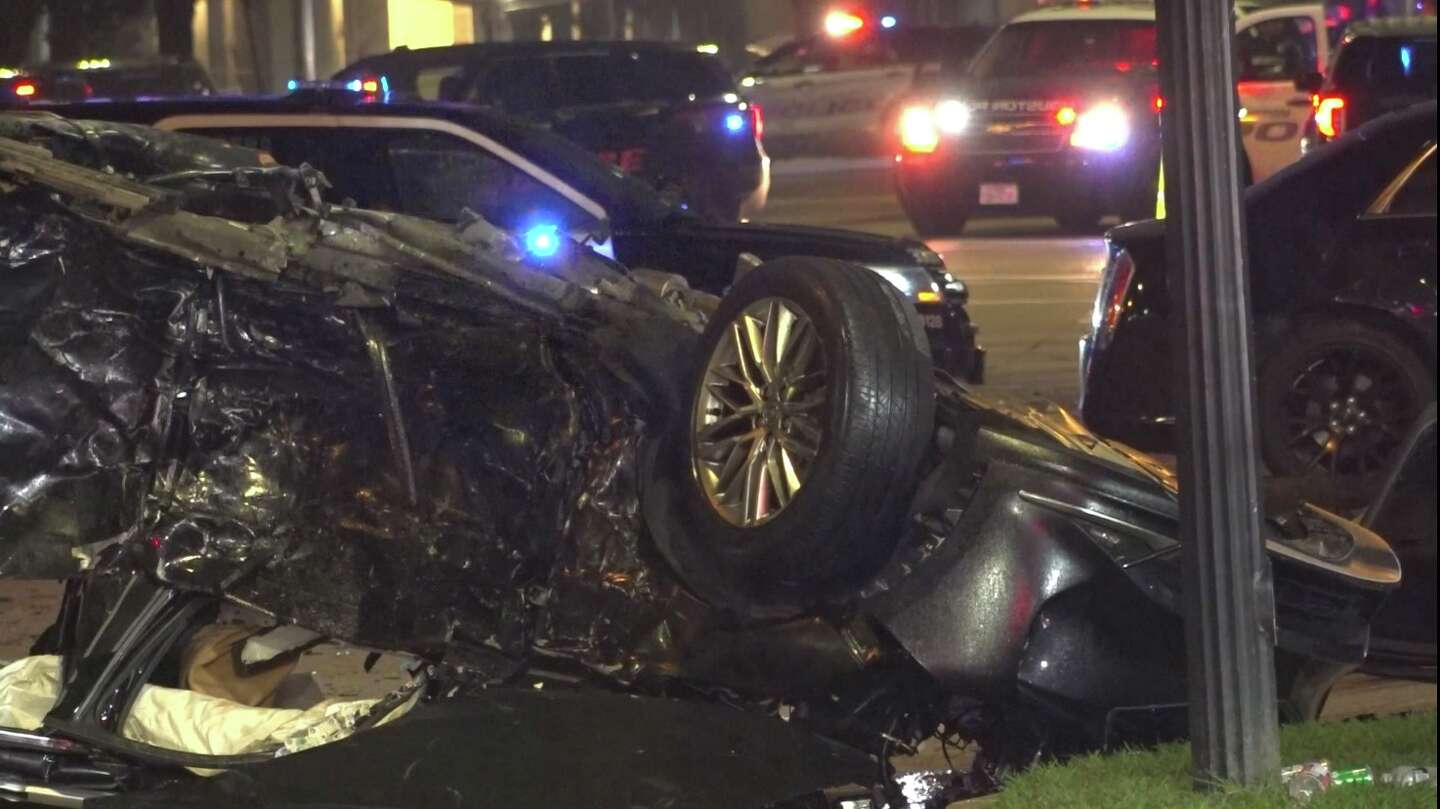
top-left (1070, 102), bottom-right (1131, 152)
top-left (933, 99), bottom-right (971, 134)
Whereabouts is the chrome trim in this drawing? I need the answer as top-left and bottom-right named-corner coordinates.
top-left (0, 728), bottom-right (85, 753)
top-left (1366, 141), bottom-right (1436, 216)
top-left (0, 778), bottom-right (110, 808)
top-left (1018, 490), bottom-right (1179, 558)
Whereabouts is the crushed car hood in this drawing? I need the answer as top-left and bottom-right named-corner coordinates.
top-left (1, 115), bottom-right (703, 677)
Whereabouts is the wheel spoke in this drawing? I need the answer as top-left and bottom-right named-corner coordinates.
top-left (711, 438), bottom-right (753, 500)
top-left (765, 439), bottom-right (794, 508)
top-left (742, 435), bottom-right (772, 524)
top-left (742, 315), bottom-right (770, 385)
top-left (697, 406), bottom-right (761, 443)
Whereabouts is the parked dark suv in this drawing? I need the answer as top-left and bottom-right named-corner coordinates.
top-left (1299, 15), bottom-right (1437, 154)
top-left (1080, 102), bottom-right (1436, 508)
top-left (335, 42), bottom-right (768, 222)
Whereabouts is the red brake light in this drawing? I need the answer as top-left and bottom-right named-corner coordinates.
top-left (750, 103), bottom-right (764, 140)
top-left (1313, 94), bottom-right (1345, 139)
top-left (13, 81), bottom-right (37, 98)
top-left (1094, 248), bottom-right (1136, 336)
top-left (1152, 95), bottom-right (1165, 112)
top-left (1055, 106), bottom-right (1078, 126)
top-left (898, 105), bottom-right (940, 154)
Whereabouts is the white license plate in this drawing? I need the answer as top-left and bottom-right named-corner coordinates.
top-left (979, 183), bottom-right (1020, 206)
top-left (922, 314), bottom-right (944, 329)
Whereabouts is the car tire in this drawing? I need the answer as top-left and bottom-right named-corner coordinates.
top-left (641, 257), bottom-right (936, 617)
top-left (902, 201), bottom-right (971, 238)
top-left (1258, 320), bottom-right (1433, 509)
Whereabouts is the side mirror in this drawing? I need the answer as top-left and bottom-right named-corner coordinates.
top-left (1294, 71), bottom-right (1324, 94)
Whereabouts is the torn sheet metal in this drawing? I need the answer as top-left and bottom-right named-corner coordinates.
top-left (91, 689), bottom-right (874, 809)
top-left (0, 115), bottom-right (698, 678)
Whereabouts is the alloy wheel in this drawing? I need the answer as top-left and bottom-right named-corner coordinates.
top-left (1280, 345), bottom-right (1418, 487)
top-left (692, 297), bottom-right (827, 527)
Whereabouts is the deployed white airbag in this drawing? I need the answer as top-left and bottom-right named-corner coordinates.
top-left (0, 655), bottom-right (412, 758)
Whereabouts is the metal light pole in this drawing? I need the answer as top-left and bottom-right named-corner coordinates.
top-left (1155, 0), bottom-right (1282, 789)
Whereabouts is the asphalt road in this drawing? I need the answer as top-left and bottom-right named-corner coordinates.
top-left (757, 157), bottom-right (1111, 409)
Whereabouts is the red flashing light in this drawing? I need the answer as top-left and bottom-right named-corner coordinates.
top-left (825, 10), bottom-right (866, 37)
top-left (1114, 60), bottom-right (1133, 73)
top-left (1314, 94), bottom-right (1345, 138)
top-left (1152, 95), bottom-right (1165, 112)
top-left (1055, 106), bottom-right (1078, 126)
top-left (14, 81), bottom-right (37, 98)
top-left (360, 78), bottom-right (380, 94)
top-left (750, 103), bottom-right (764, 140)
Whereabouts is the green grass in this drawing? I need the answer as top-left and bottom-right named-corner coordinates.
top-left (992, 713), bottom-right (1437, 809)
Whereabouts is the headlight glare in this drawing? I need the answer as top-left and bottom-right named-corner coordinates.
top-left (1070, 102), bottom-right (1131, 152)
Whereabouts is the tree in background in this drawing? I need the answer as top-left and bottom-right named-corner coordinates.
top-left (0, 0), bottom-right (46, 65)
top-left (47, 0), bottom-right (151, 61)
top-left (0, 0), bottom-right (195, 66)
top-left (155, 0), bottom-right (195, 60)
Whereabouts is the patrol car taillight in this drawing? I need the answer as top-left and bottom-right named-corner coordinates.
top-left (12, 81), bottom-right (37, 98)
top-left (899, 105), bottom-right (940, 154)
top-left (1313, 94), bottom-right (1346, 139)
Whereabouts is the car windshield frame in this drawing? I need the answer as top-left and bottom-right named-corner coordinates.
top-left (482, 114), bottom-right (678, 226)
top-left (967, 20), bottom-right (1159, 79)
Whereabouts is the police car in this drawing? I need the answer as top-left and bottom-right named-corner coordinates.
top-left (893, 1), bottom-right (1330, 235)
top-left (740, 13), bottom-right (992, 154)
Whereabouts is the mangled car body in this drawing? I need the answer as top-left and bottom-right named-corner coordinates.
top-left (0, 115), bottom-right (1408, 808)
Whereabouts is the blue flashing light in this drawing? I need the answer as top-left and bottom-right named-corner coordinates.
top-left (880, 14), bottom-right (898, 28)
top-left (287, 78), bottom-right (299, 91)
top-left (345, 78), bottom-right (362, 92)
top-left (1400, 45), bottom-right (1413, 76)
top-left (524, 224), bottom-right (562, 259)
top-left (724, 112), bottom-right (746, 133)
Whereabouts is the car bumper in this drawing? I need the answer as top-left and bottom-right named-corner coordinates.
top-left (924, 301), bottom-right (984, 384)
top-left (896, 140), bottom-right (1160, 217)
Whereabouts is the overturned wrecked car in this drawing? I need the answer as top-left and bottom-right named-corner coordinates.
top-left (0, 115), bottom-right (1410, 808)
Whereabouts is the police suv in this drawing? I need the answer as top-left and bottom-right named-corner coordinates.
top-left (893, 1), bottom-right (1330, 235)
